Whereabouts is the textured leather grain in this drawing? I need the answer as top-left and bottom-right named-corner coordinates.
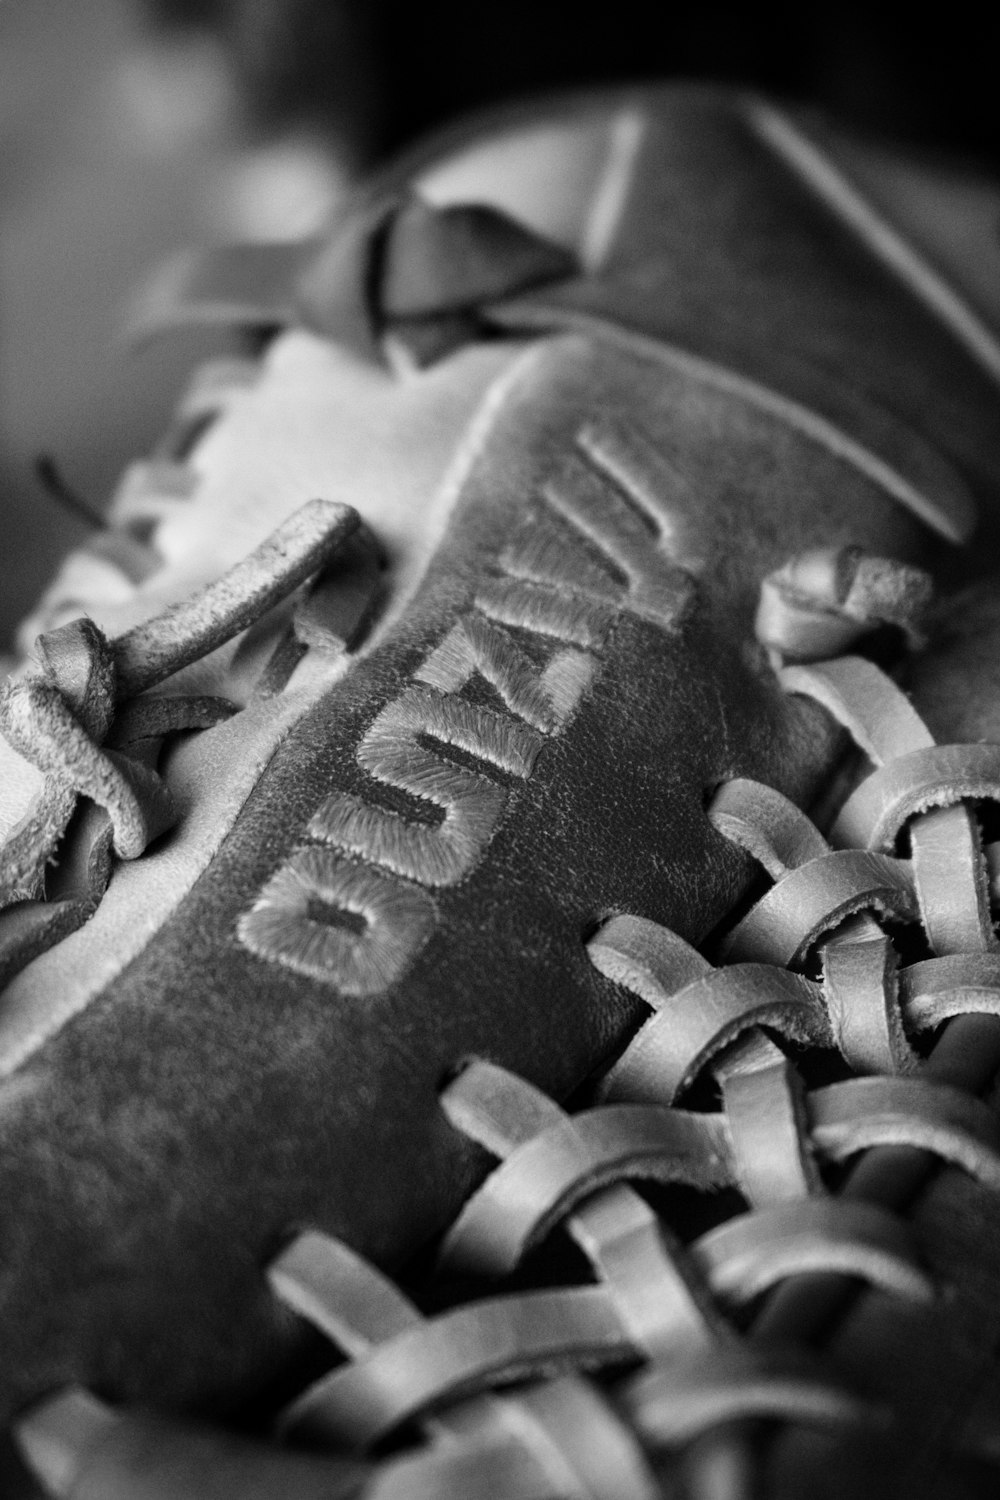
top-left (2, 85), bottom-right (1000, 1497)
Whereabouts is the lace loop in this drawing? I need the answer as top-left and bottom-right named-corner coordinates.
top-left (34, 617), bottom-right (117, 740)
top-left (756, 547), bottom-right (932, 663)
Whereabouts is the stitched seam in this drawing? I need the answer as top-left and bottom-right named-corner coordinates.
top-left (745, 97), bottom-right (1000, 389)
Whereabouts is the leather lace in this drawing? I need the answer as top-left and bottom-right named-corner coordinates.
top-left (0, 495), bottom-right (363, 980)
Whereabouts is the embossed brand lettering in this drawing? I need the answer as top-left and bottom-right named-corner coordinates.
top-left (308, 686), bottom-right (540, 886)
top-left (238, 416), bottom-right (692, 995)
top-left (239, 849), bottom-right (436, 995)
top-left (415, 615), bottom-right (594, 735)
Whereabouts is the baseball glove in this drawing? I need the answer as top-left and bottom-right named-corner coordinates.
top-left (3, 84), bottom-right (1000, 1499)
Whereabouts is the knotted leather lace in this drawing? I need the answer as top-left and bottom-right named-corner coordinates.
top-left (0, 496), bottom-right (363, 972)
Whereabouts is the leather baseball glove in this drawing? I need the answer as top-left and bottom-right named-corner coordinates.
top-left (3, 84), bottom-right (1000, 1498)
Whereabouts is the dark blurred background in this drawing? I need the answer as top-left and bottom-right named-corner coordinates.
top-left (2, 0), bottom-right (999, 649)
top-left (145, 1), bottom-right (1000, 168)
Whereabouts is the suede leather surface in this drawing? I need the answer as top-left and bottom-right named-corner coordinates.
top-left (486, 95), bottom-right (1000, 545)
top-left (1, 87), bottom-right (998, 1472)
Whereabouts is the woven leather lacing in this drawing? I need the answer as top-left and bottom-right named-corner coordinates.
top-left (253, 651), bottom-right (1000, 1500)
top-left (271, 656), bottom-right (1000, 1495)
top-left (19, 544), bottom-right (1000, 1499)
